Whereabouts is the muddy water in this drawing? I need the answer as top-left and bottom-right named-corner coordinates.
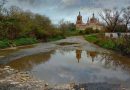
top-left (1, 48), bottom-right (130, 86)
top-left (0, 36), bottom-right (130, 88)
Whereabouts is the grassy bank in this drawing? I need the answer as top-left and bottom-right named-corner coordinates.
top-left (0, 35), bottom-right (66, 49)
top-left (0, 38), bottom-right (38, 49)
top-left (0, 30), bottom-right (81, 49)
top-left (84, 34), bottom-right (130, 56)
top-left (84, 34), bottom-right (116, 49)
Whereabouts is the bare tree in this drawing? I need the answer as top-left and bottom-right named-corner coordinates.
top-left (0, 0), bottom-right (7, 16)
top-left (123, 6), bottom-right (130, 32)
top-left (99, 8), bottom-right (123, 32)
top-left (59, 19), bottom-right (69, 32)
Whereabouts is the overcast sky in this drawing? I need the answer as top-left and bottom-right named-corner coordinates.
top-left (4, 0), bottom-right (130, 24)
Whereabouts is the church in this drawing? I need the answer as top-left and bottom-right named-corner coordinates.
top-left (76, 12), bottom-right (103, 30)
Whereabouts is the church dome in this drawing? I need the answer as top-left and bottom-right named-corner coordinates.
top-left (89, 13), bottom-right (98, 23)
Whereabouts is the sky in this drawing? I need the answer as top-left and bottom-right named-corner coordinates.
top-left (4, 0), bottom-right (130, 24)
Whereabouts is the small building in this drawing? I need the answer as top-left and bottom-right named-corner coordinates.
top-left (76, 12), bottom-right (103, 30)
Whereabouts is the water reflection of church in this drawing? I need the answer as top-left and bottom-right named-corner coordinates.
top-left (76, 49), bottom-right (82, 63)
top-left (87, 51), bottom-right (98, 62)
top-left (76, 50), bottom-right (97, 63)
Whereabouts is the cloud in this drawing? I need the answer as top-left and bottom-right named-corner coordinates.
top-left (62, 0), bottom-right (75, 4)
top-left (4, 0), bottom-right (130, 24)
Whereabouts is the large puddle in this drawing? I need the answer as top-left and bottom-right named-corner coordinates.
top-left (1, 49), bottom-right (130, 86)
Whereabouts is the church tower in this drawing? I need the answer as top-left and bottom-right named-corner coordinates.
top-left (76, 12), bottom-right (83, 24)
top-left (76, 49), bottom-right (82, 63)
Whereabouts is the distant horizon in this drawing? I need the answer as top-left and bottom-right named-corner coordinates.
top-left (5, 0), bottom-right (130, 24)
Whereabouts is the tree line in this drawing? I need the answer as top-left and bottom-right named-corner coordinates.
top-left (0, 0), bottom-right (75, 41)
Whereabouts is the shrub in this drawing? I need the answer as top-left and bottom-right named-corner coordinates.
top-left (95, 29), bottom-right (100, 33)
top-left (85, 35), bottom-right (116, 49)
top-left (0, 39), bottom-right (10, 49)
top-left (85, 34), bottom-right (130, 56)
top-left (47, 35), bottom-right (65, 42)
top-left (14, 38), bottom-right (38, 46)
top-left (115, 37), bottom-right (130, 55)
top-left (79, 31), bottom-right (84, 35)
top-left (84, 28), bottom-right (100, 34)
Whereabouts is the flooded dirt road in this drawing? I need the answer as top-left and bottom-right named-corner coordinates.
top-left (0, 36), bottom-right (130, 89)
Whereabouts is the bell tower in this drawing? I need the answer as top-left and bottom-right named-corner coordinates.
top-left (76, 12), bottom-right (83, 24)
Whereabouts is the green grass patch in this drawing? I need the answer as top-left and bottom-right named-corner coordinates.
top-left (0, 39), bottom-right (10, 48)
top-left (0, 38), bottom-right (38, 49)
top-left (13, 38), bottom-right (38, 46)
top-left (84, 34), bottom-right (116, 50)
top-left (97, 39), bottom-right (116, 49)
top-left (84, 35), bottom-right (99, 43)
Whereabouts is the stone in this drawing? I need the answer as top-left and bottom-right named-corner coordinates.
top-left (0, 80), bottom-right (5, 83)
top-left (10, 82), bottom-right (19, 85)
top-left (45, 83), bottom-right (49, 87)
top-left (7, 80), bottom-right (13, 82)
top-left (80, 88), bottom-right (85, 90)
top-left (70, 83), bottom-right (75, 88)
top-left (4, 66), bottom-right (11, 68)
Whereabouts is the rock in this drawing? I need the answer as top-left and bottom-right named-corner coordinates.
top-left (0, 56), bottom-right (5, 58)
top-left (18, 84), bottom-right (24, 87)
top-left (10, 82), bottom-right (19, 85)
top-left (9, 69), bottom-right (14, 71)
top-left (0, 80), bottom-right (5, 83)
top-left (4, 66), bottom-right (11, 69)
top-left (7, 80), bottom-right (13, 83)
top-left (21, 77), bottom-right (27, 81)
top-left (0, 66), bottom-right (47, 89)
top-left (80, 88), bottom-right (85, 90)
top-left (45, 83), bottom-right (49, 87)
top-left (70, 82), bottom-right (75, 88)
top-left (15, 70), bottom-right (19, 73)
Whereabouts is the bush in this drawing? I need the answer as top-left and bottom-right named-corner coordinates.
top-left (0, 39), bottom-right (10, 49)
top-left (85, 34), bottom-right (130, 56)
top-left (115, 37), bottom-right (130, 55)
top-left (85, 35), bottom-right (116, 49)
top-left (47, 35), bottom-right (65, 42)
top-left (60, 29), bottom-right (80, 36)
top-left (85, 28), bottom-right (96, 34)
top-left (95, 29), bottom-right (100, 33)
top-left (115, 25), bottom-right (126, 32)
top-left (79, 31), bottom-right (84, 35)
top-left (13, 38), bottom-right (38, 46)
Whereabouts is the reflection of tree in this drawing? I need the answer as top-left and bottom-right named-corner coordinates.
top-left (76, 49), bottom-right (82, 63)
top-left (87, 51), bottom-right (98, 62)
top-left (6, 51), bottom-right (54, 71)
top-left (99, 53), bottom-right (113, 69)
top-left (99, 52), bottom-right (130, 72)
top-left (58, 49), bottom-right (74, 56)
top-left (86, 50), bottom-right (130, 72)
